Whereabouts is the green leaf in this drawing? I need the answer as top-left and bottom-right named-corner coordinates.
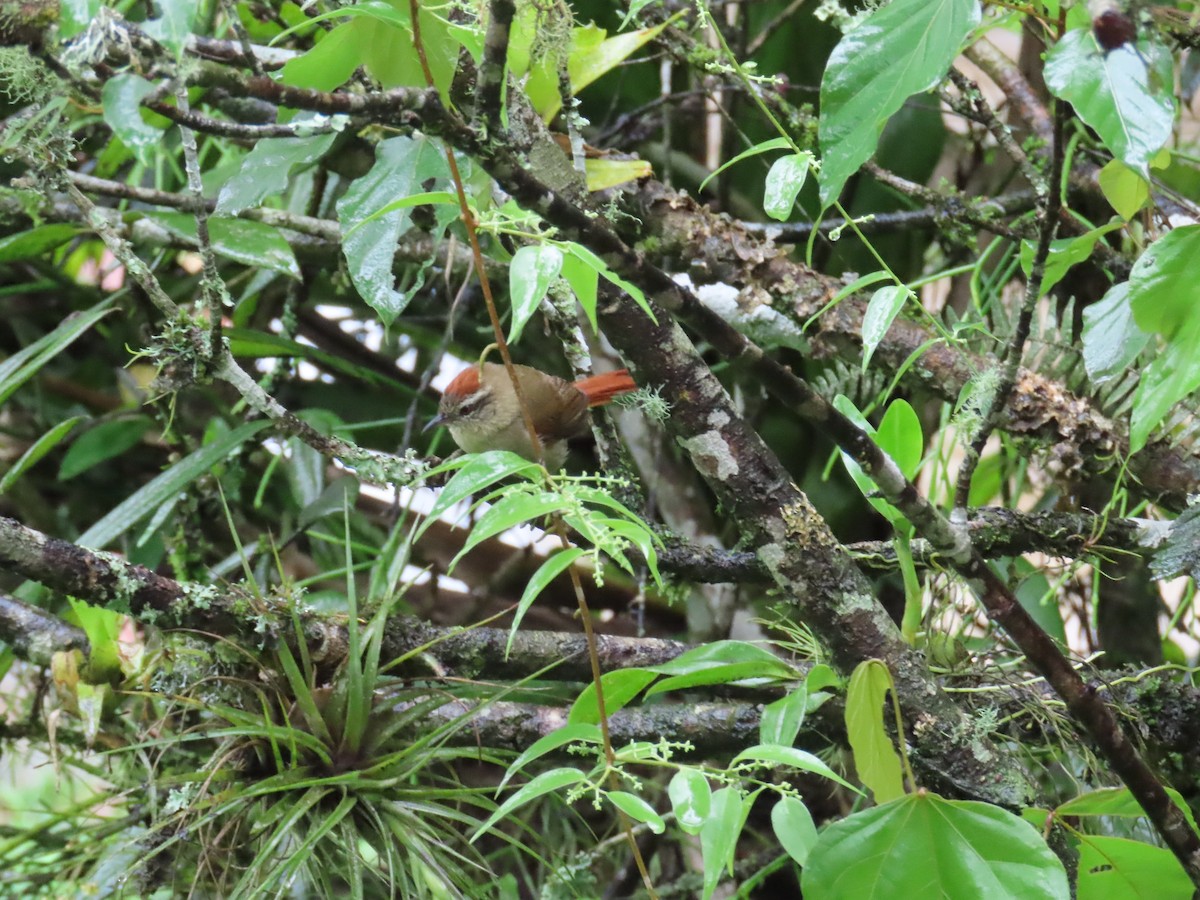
top-left (0, 224), bottom-right (81, 263)
top-left (497, 722), bottom-right (601, 793)
top-left (1005, 556), bottom-right (1067, 644)
top-left (1019, 220), bottom-right (1123, 298)
top-left (506, 547), bottom-right (585, 657)
top-left (526, 21), bottom-right (669, 121)
top-left (668, 768), bottom-right (711, 835)
top-left (142, 0), bottom-right (199, 57)
top-left (845, 660), bottom-right (904, 803)
top-left (509, 244), bottom-right (564, 345)
top-left (818, 0), bottom-right (981, 207)
top-left (700, 137), bottom-right (791, 193)
top-left (1077, 835), bottom-right (1192, 900)
top-left (0, 417), bottom-right (84, 494)
top-left (141, 213), bottom-right (301, 280)
top-left (561, 242), bottom-right (656, 328)
top-left (0, 300), bottom-right (115, 406)
top-left (583, 157), bottom-right (652, 192)
top-left (1082, 283), bottom-right (1150, 385)
top-left (861, 285), bottom-right (911, 373)
top-left (215, 128), bottom-right (339, 215)
top-left (834, 396), bottom-right (922, 527)
top-left (646, 661), bottom-right (792, 698)
top-left (59, 417), bottom-right (153, 481)
top-left (875, 399), bottom-right (922, 479)
top-left (279, 21), bottom-right (360, 90)
top-left (1119, 225), bottom-right (1200, 451)
top-left (700, 788), bottom-right (748, 900)
top-left (78, 420), bottom-right (269, 549)
top-left (763, 153), bottom-right (813, 221)
top-left (452, 491), bottom-right (566, 566)
top-left (802, 794), bottom-right (1070, 899)
top-left (569, 668), bottom-right (656, 724)
top-left (1045, 30), bottom-right (1174, 175)
top-left (561, 247), bottom-right (599, 331)
top-left (732, 744), bottom-right (860, 792)
top-left (101, 74), bottom-right (163, 165)
top-left (419, 451), bottom-right (543, 534)
top-left (60, 0), bottom-right (100, 38)
top-left (1098, 159), bottom-right (1150, 220)
top-left (336, 135), bottom-right (451, 324)
top-left (772, 796), bottom-right (818, 868)
top-left (470, 767), bottom-right (587, 842)
top-left (1056, 786), bottom-right (1199, 836)
top-left (608, 792), bottom-right (665, 834)
top-left (759, 689), bottom-right (808, 747)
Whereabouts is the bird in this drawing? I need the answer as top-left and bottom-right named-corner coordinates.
top-left (427, 362), bottom-right (637, 469)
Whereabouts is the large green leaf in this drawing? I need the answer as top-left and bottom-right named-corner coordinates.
top-left (818, 0), bottom-right (980, 207)
top-left (803, 793), bottom-right (1070, 899)
top-left (1045, 30), bottom-right (1174, 175)
top-left (1078, 836), bottom-right (1191, 900)
top-left (215, 128), bottom-right (339, 215)
top-left (101, 74), bottom-right (163, 165)
top-left (335, 135), bottom-right (452, 325)
top-left (1082, 282), bottom-right (1150, 385)
top-left (1114, 226), bottom-right (1200, 451)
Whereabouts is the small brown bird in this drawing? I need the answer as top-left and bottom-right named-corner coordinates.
top-left (428, 362), bottom-right (637, 469)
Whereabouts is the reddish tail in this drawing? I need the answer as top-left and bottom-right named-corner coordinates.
top-left (574, 369), bottom-right (637, 407)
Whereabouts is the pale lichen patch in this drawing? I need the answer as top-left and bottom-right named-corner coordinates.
top-left (679, 430), bottom-right (739, 480)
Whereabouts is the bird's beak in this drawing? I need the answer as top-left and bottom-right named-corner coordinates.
top-left (423, 412), bottom-right (447, 433)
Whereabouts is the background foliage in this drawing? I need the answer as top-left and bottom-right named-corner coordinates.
top-left (2, 0), bottom-right (1200, 897)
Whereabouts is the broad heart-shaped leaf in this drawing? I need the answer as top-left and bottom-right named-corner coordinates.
top-left (336, 135), bottom-right (451, 325)
top-left (1045, 30), bottom-right (1174, 175)
top-left (101, 74), bottom-right (162, 165)
top-left (818, 0), bottom-right (980, 207)
top-left (1077, 835), bottom-right (1191, 900)
top-left (216, 127), bottom-right (339, 215)
top-left (845, 660), bottom-right (904, 804)
top-left (141, 213), bottom-right (301, 280)
top-left (1120, 225), bottom-right (1200, 451)
top-left (772, 795), bottom-right (818, 868)
top-left (1083, 282), bottom-right (1150, 385)
top-left (802, 793), bottom-right (1069, 900)
top-left (668, 768), bottom-right (712, 835)
top-left (508, 244), bottom-right (564, 345)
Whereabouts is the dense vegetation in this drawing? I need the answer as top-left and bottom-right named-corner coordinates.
top-left (1, 0), bottom-right (1200, 896)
